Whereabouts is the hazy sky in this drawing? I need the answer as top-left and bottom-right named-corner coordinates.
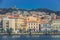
top-left (0, 0), bottom-right (60, 11)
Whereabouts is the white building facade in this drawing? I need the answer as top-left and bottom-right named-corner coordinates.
top-left (27, 22), bottom-right (40, 32)
top-left (3, 17), bottom-right (15, 33)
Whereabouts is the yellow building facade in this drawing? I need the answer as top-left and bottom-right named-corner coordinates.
top-left (15, 18), bottom-right (27, 32)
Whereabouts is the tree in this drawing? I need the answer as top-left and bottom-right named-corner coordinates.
top-left (1, 28), bottom-right (4, 33)
top-left (18, 29), bottom-right (22, 33)
top-left (6, 28), bottom-right (13, 35)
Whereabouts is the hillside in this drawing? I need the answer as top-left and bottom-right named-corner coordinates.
top-left (0, 8), bottom-right (60, 15)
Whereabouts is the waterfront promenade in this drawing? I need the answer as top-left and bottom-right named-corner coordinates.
top-left (0, 32), bottom-right (60, 35)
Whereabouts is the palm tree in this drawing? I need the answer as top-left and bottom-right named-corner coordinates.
top-left (28, 29), bottom-right (31, 32)
top-left (18, 29), bottom-right (22, 33)
top-left (6, 28), bottom-right (13, 35)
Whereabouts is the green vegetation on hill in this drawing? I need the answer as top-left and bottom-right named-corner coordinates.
top-left (0, 8), bottom-right (60, 15)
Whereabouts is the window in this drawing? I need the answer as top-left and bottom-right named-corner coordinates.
top-left (35, 23), bottom-right (37, 25)
top-left (29, 23), bottom-right (30, 25)
top-left (29, 26), bottom-right (30, 28)
top-left (43, 24), bottom-right (47, 27)
top-left (6, 22), bottom-right (9, 24)
top-left (36, 26), bottom-right (38, 28)
top-left (6, 25), bottom-right (9, 27)
top-left (34, 23), bottom-right (35, 25)
top-left (34, 26), bottom-right (35, 28)
top-left (6, 21), bottom-right (9, 24)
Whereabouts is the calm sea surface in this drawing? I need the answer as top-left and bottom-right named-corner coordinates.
top-left (0, 35), bottom-right (60, 40)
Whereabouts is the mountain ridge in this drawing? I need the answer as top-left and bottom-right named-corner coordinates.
top-left (0, 8), bottom-right (60, 15)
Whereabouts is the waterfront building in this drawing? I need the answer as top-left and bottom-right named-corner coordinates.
top-left (40, 15), bottom-right (51, 32)
top-left (27, 16), bottom-right (41, 32)
top-left (3, 17), bottom-right (15, 33)
top-left (0, 16), bottom-right (3, 32)
top-left (27, 21), bottom-right (40, 32)
top-left (51, 19), bottom-right (60, 31)
top-left (0, 16), bottom-right (3, 27)
top-left (41, 23), bottom-right (51, 32)
top-left (15, 18), bottom-right (27, 33)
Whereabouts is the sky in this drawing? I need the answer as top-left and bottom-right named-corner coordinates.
top-left (0, 0), bottom-right (60, 11)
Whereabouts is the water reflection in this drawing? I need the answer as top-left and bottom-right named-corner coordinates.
top-left (0, 35), bottom-right (60, 40)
